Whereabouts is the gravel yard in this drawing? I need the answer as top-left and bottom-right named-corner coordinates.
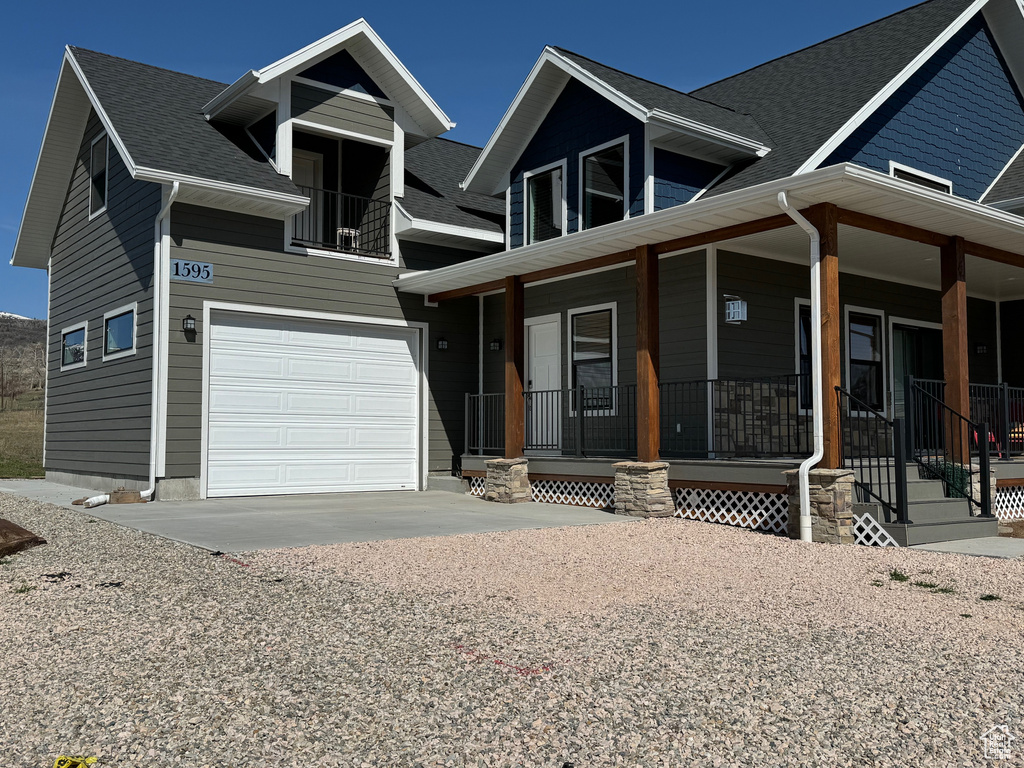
top-left (2, 492), bottom-right (1024, 766)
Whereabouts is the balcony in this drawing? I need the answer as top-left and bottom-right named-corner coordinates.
top-left (291, 186), bottom-right (391, 258)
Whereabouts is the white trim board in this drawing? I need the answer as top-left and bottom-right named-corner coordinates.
top-left (523, 158), bottom-right (569, 245)
top-left (100, 301), bottom-right (138, 362)
top-left (59, 320), bottom-right (88, 372)
top-left (577, 134), bottom-right (630, 231)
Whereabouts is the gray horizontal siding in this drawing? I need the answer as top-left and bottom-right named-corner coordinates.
top-left (46, 110), bottom-right (161, 479)
top-left (290, 82), bottom-right (394, 141)
top-left (166, 204), bottom-right (482, 479)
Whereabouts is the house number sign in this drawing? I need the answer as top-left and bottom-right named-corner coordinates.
top-left (170, 259), bottom-right (213, 284)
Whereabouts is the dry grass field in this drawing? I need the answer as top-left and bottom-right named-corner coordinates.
top-left (0, 390), bottom-right (44, 478)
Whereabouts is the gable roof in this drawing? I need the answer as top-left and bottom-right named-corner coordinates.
top-left (983, 144), bottom-right (1024, 205)
top-left (692, 0), bottom-right (982, 196)
top-left (462, 46), bottom-right (773, 196)
top-left (203, 19), bottom-right (454, 138)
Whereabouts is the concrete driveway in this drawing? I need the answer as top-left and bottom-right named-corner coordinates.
top-left (0, 479), bottom-right (627, 552)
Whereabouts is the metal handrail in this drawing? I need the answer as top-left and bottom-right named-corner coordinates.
top-left (907, 376), bottom-right (992, 517)
top-left (292, 186), bottom-right (391, 257)
top-left (836, 385), bottom-right (910, 524)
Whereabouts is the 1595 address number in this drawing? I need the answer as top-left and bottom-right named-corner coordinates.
top-left (170, 259), bottom-right (213, 284)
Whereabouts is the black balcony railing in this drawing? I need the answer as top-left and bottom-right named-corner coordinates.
top-left (292, 186), bottom-right (390, 258)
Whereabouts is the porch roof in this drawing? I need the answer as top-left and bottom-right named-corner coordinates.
top-left (394, 163), bottom-right (1024, 302)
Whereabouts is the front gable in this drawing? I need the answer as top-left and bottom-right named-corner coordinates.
top-left (822, 13), bottom-right (1024, 201)
top-left (297, 49), bottom-right (388, 100)
top-left (508, 79), bottom-right (644, 248)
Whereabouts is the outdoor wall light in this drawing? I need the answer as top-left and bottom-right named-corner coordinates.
top-left (182, 314), bottom-right (196, 332)
top-left (489, 338), bottom-right (503, 352)
top-left (977, 344), bottom-right (988, 355)
top-left (723, 295), bottom-right (747, 324)
top-left (436, 337), bottom-right (448, 351)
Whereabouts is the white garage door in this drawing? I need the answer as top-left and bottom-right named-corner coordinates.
top-left (206, 312), bottom-right (420, 497)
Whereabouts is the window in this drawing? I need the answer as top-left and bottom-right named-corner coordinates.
top-left (525, 164), bottom-right (564, 244)
top-left (570, 305), bottom-right (616, 410)
top-left (89, 133), bottom-right (108, 216)
top-left (581, 140), bottom-right (626, 230)
top-left (848, 310), bottom-right (884, 411)
top-left (797, 302), bottom-right (812, 410)
top-left (889, 161), bottom-right (952, 194)
top-left (61, 323), bottom-right (87, 371)
top-left (103, 304), bottom-right (136, 360)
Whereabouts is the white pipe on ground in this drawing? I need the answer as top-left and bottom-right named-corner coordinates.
top-left (141, 182), bottom-right (180, 502)
top-left (82, 494), bottom-right (109, 508)
top-left (778, 191), bottom-right (823, 544)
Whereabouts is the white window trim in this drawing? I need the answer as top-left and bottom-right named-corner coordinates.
top-left (578, 135), bottom-right (630, 231)
top-left (290, 117), bottom-right (394, 147)
top-left (523, 159), bottom-right (568, 246)
top-left (88, 132), bottom-right (109, 220)
top-left (794, 297), bottom-right (812, 415)
top-left (889, 161), bottom-right (953, 194)
top-left (845, 305), bottom-right (887, 416)
top-left (102, 302), bottom-right (138, 362)
top-left (60, 321), bottom-right (88, 372)
top-left (567, 301), bottom-right (618, 416)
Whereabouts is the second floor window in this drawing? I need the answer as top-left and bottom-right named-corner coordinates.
top-left (582, 142), bottom-right (625, 230)
top-left (90, 133), bottom-right (108, 217)
top-left (526, 166), bottom-right (563, 244)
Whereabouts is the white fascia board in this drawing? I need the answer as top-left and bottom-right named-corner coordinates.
top-left (795, 0), bottom-right (991, 174)
top-left (255, 19), bottom-right (453, 132)
top-left (393, 200), bottom-right (505, 243)
top-left (134, 167), bottom-right (309, 213)
top-left (462, 48), bottom-right (646, 196)
top-left (202, 70), bottom-right (259, 119)
top-left (646, 109), bottom-right (771, 158)
top-left (398, 162), bottom-right (1024, 296)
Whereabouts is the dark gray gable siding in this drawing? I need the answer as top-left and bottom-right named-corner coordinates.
top-left (692, 0), bottom-right (975, 197)
top-left (46, 110), bottom-right (161, 478)
top-left (823, 15), bottom-right (1024, 201)
top-left (165, 205), bottom-right (481, 479)
top-left (298, 49), bottom-right (388, 99)
top-left (653, 150), bottom-right (724, 211)
top-left (291, 82), bottom-right (395, 142)
top-left (509, 79), bottom-right (645, 248)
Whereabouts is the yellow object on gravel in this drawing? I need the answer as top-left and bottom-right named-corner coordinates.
top-left (53, 758), bottom-right (98, 768)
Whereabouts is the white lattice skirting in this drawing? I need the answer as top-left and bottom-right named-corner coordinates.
top-left (468, 476), bottom-right (486, 497)
top-left (532, 480), bottom-right (615, 509)
top-left (853, 513), bottom-right (900, 547)
top-left (995, 486), bottom-right (1024, 521)
top-left (673, 487), bottom-right (789, 534)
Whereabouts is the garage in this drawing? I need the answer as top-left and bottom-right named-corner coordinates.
top-left (205, 311), bottom-right (421, 497)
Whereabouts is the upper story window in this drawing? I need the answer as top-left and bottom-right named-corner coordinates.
top-left (103, 303), bottom-right (137, 361)
top-left (581, 139), bottom-right (626, 230)
top-left (889, 161), bottom-right (952, 194)
top-left (525, 162), bottom-right (565, 245)
top-left (61, 322), bottom-right (87, 371)
top-left (89, 133), bottom-right (109, 217)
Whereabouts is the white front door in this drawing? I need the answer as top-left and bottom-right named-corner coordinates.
top-left (526, 316), bottom-right (561, 451)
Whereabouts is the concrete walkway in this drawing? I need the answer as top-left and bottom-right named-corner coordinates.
top-left (0, 479), bottom-right (628, 552)
top-left (911, 536), bottom-right (1024, 559)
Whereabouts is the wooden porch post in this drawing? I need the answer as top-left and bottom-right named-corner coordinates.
top-left (636, 244), bottom-right (660, 462)
top-left (504, 275), bottom-right (525, 458)
top-left (805, 203), bottom-right (841, 469)
top-left (941, 236), bottom-right (971, 456)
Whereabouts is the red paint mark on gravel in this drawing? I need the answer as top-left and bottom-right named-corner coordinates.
top-left (453, 643), bottom-right (553, 676)
top-left (219, 555), bottom-right (251, 568)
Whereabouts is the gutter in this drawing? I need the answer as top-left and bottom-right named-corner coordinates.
top-left (777, 191), bottom-right (822, 543)
top-left (142, 182), bottom-right (180, 502)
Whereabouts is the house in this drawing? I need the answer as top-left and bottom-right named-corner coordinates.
top-left (12, 0), bottom-right (1024, 546)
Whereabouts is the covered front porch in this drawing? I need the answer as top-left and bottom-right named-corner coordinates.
top-left (398, 164), bottom-right (1024, 542)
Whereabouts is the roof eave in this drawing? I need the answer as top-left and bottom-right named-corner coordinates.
top-left (202, 70), bottom-right (260, 120)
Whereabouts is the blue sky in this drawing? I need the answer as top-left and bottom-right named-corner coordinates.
top-left (0, 0), bottom-right (914, 319)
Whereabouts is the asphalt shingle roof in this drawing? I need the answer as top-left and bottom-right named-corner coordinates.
top-left (986, 150), bottom-right (1024, 203)
top-left (552, 47), bottom-right (772, 148)
top-left (690, 0), bottom-right (975, 196)
top-left (71, 47), bottom-right (301, 196)
top-left (402, 139), bottom-right (504, 233)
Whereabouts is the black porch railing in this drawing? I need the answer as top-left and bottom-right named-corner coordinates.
top-left (969, 382), bottom-right (1024, 458)
top-left (837, 385), bottom-right (910, 524)
top-left (465, 374), bottom-right (811, 459)
top-left (292, 186), bottom-right (390, 258)
top-left (907, 376), bottom-right (992, 516)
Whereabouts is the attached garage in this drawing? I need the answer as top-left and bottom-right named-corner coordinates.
top-left (204, 310), bottom-right (422, 497)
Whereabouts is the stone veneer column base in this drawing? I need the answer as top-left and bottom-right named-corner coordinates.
top-left (784, 468), bottom-right (855, 544)
top-left (613, 461), bottom-right (674, 518)
top-left (484, 458), bottom-right (532, 503)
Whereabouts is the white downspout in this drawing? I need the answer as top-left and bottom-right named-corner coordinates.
top-left (141, 181), bottom-right (180, 502)
top-left (778, 191), bottom-right (823, 543)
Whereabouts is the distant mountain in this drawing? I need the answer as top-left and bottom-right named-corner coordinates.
top-left (0, 315), bottom-right (46, 393)
top-left (0, 312), bottom-right (32, 320)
